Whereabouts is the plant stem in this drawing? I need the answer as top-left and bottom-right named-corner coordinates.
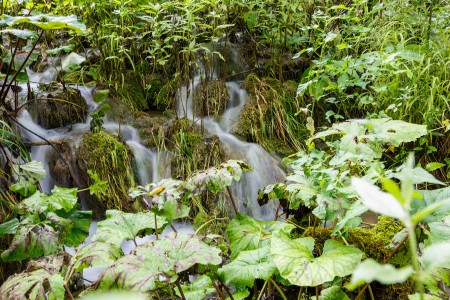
top-left (256, 280), bottom-right (268, 300)
top-left (407, 223), bottom-right (424, 299)
top-left (175, 281), bottom-right (186, 300)
top-left (368, 284), bottom-right (375, 300)
top-left (226, 186), bottom-right (238, 215)
top-left (212, 280), bottom-right (226, 299)
top-left (269, 277), bottom-right (287, 300)
top-left (155, 215), bottom-right (159, 240)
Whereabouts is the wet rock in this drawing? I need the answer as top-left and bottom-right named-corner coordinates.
top-left (194, 79), bottom-right (230, 117)
top-left (132, 111), bottom-right (166, 149)
top-left (29, 83), bottom-right (88, 129)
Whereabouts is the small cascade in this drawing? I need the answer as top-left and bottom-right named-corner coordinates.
top-left (177, 76), bottom-right (285, 219)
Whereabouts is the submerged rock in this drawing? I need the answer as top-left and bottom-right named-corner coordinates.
top-left (29, 83), bottom-right (87, 129)
top-left (76, 131), bottom-right (137, 218)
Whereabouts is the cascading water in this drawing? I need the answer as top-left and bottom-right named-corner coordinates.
top-left (177, 78), bottom-right (285, 220)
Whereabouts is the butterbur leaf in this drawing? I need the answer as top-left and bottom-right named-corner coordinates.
top-left (175, 275), bottom-right (215, 300)
top-left (188, 167), bottom-right (233, 194)
top-left (69, 242), bottom-right (123, 273)
top-left (351, 177), bottom-right (407, 221)
top-left (368, 118), bottom-right (427, 147)
top-left (219, 160), bottom-right (252, 181)
top-left (81, 292), bottom-right (147, 300)
top-left (95, 233), bottom-right (221, 292)
top-left (46, 44), bottom-right (75, 55)
top-left (1, 14), bottom-right (86, 34)
top-left (61, 52), bottom-right (86, 72)
top-left (0, 29), bottom-right (38, 40)
top-left (0, 270), bottom-right (64, 300)
top-left (347, 259), bottom-right (413, 290)
top-left (316, 286), bottom-right (350, 300)
top-left (219, 246), bottom-right (277, 287)
top-left (227, 214), bottom-right (294, 259)
top-left (226, 290), bottom-right (250, 300)
top-left (1, 223), bottom-right (61, 261)
top-left (271, 231), bottom-right (363, 286)
top-left (10, 180), bottom-right (36, 197)
top-left (408, 294), bottom-right (442, 300)
top-left (92, 210), bottom-right (167, 247)
top-left (420, 242), bottom-right (450, 272)
top-left (57, 210), bottom-right (92, 247)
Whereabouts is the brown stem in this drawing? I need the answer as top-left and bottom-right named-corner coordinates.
top-left (155, 214), bottom-right (159, 240)
top-left (0, 41), bottom-right (20, 103)
top-left (175, 281), bottom-right (186, 300)
top-left (226, 186), bottom-right (238, 215)
top-left (25, 141), bottom-right (64, 146)
top-left (212, 280), bottom-right (226, 299)
top-left (274, 202), bottom-right (281, 221)
top-left (214, 272), bottom-right (234, 300)
top-left (64, 283), bottom-right (74, 300)
top-left (170, 224), bottom-right (178, 233)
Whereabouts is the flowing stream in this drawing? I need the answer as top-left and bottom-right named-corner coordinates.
top-left (14, 60), bottom-right (286, 281)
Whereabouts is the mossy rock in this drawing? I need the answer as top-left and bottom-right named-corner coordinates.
top-left (118, 74), bottom-right (148, 111)
top-left (30, 84), bottom-right (88, 129)
top-left (132, 111), bottom-right (166, 149)
top-left (156, 78), bottom-right (178, 111)
top-left (193, 79), bottom-right (230, 117)
top-left (76, 131), bottom-right (137, 218)
top-left (62, 70), bottom-right (95, 85)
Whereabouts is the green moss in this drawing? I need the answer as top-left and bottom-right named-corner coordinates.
top-left (62, 70), bottom-right (95, 85)
top-left (143, 75), bottom-right (164, 109)
top-left (156, 78), bottom-right (178, 111)
top-left (193, 79), bottom-right (230, 117)
top-left (132, 111), bottom-right (166, 149)
top-left (76, 131), bottom-right (137, 218)
top-left (118, 74), bottom-right (148, 111)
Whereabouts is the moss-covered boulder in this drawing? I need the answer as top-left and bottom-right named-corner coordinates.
top-left (62, 70), bottom-right (95, 85)
top-left (156, 78), bottom-right (178, 111)
top-left (118, 74), bottom-right (148, 111)
top-left (29, 83), bottom-right (87, 129)
top-left (231, 73), bottom-right (300, 156)
top-left (76, 131), bottom-right (136, 218)
top-left (132, 111), bottom-right (166, 149)
top-left (193, 79), bottom-right (230, 117)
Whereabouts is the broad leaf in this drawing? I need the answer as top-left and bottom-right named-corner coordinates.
top-left (315, 286), bottom-right (350, 300)
top-left (351, 178), bottom-right (407, 221)
top-left (188, 167), bottom-right (233, 194)
top-left (0, 218), bottom-right (20, 235)
top-left (0, 270), bottom-right (64, 300)
top-left (61, 52), bottom-right (85, 72)
top-left (69, 242), bottom-right (123, 273)
top-left (47, 186), bottom-right (78, 212)
top-left (420, 242), bottom-right (450, 272)
top-left (413, 186), bottom-right (450, 223)
top-left (1, 223), bottom-right (61, 261)
top-left (10, 180), bottom-right (37, 197)
top-left (219, 160), bottom-right (252, 181)
top-left (271, 231), bottom-right (363, 286)
top-left (176, 275), bottom-right (215, 300)
top-left (46, 44), bottom-right (75, 55)
top-left (56, 210), bottom-right (92, 247)
top-left (12, 161), bottom-right (46, 181)
top-left (81, 292), bottom-right (147, 300)
top-left (0, 29), bottom-right (38, 40)
top-left (347, 259), bottom-right (413, 290)
top-left (227, 214), bottom-right (294, 259)
top-left (219, 246), bottom-right (277, 287)
top-left (92, 210), bottom-right (168, 247)
top-left (1, 14), bottom-right (86, 34)
top-left (95, 233), bottom-right (222, 292)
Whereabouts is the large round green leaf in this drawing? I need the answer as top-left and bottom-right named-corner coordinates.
top-left (271, 231), bottom-right (363, 286)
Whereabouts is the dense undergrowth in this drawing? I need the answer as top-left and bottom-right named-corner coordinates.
top-left (1, 0), bottom-right (450, 299)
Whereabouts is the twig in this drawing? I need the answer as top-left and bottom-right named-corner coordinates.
top-left (226, 186), bottom-right (238, 215)
top-left (175, 280), bottom-right (186, 300)
top-left (212, 280), bottom-right (226, 299)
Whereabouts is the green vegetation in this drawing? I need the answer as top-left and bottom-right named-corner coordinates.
top-left (1, 0), bottom-right (450, 299)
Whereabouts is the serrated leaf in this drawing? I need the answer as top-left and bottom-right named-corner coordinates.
top-left (48, 186), bottom-right (78, 212)
top-left (351, 177), bottom-right (407, 221)
top-left (0, 218), bottom-right (20, 235)
top-left (271, 231), bottom-right (363, 286)
top-left (0, 270), bottom-right (64, 300)
top-left (413, 186), bottom-right (450, 223)
top-left (92, 210), bottom-right (168, 247)
top-left (12, 161), bottom-right (46, 181)
top-left (219, 246), bottom-right (277, 287)
top-left (95, 233), bottom-right (222, 292)
top-left (70, 242), bottom-right (123, 273)
top-left (176, 275), bottom-right (215, 300)
top-left (61, 52), bottom-right (85, 72)
top-left (227, 214), bottom-right (294, 260)
top-left (347, 259), bottom-right (413, 290)
top-left (10, 180), bottom-right (36, 197)
top-left (1, 223), bottom-right (61, 261)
